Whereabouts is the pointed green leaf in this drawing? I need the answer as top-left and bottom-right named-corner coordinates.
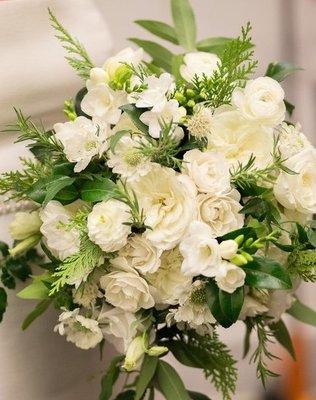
top-left (22, 299), bottom-right (52, 330)
top-left (172, 54), bottom-right (185, 83)
top-left (135, 355), bottom-right (158, 400)
top-left (218, 286), bottom-right (244, 327)
top-left (188, 391), bottom-right (212, 400)
top-left (197, 37), bottom-right (233, 55)
top-left (114, 391), bottom-right (135, 400)
top-left (18, 274), bottom-right (51, 300)
top-left (265, 61), bottom-right (302, 82)
top-left (171, 0), bottom-right (196, 50)
top-left (81, 177), bottom-right (118, 202)
top-left (156, 360), bottom-right (190, 400)
top-left (270, 319), bottom-right (296, 360)
top-left (135, 20), bottom-right (179, 44)
top-left (120, 104), bottom-right (149, 134)
top-left (99, 355), bottom-right (124, 400)
top-left (109, 130), bottom-right (130, 153)
top-left (287, 298), bottom-right (316, 326)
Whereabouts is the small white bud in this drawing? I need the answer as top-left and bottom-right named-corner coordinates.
top-left (147, 346), bottom-right (168, 357)
top-left (219, 240), bottom-right (238, 260)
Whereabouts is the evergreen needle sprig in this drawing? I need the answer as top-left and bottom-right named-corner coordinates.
top-left (48, 8), bottom-right (94, 80)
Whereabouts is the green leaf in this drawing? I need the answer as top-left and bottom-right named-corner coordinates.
top-left (109, 130), bottom-right (130, 153)
top-left (188, 391), bottom-right (212, 400)
top-left (135, 355), bottom-right (158, 400)
top-left (81, 177), bottom-right (118, 202)
top-left (18, 274), bottom-right (51, 300)
top-left (243, 320), bottom-right (253, 359)
top-left (197, 37), bottom-right (233, 55)
top-left (0, 241), bottom-right (9, 257)
top-left (120, 104), bottom-right (149, 134)
top-left (284, 99), bottom-right (295, 116)
top-left (28, 175), bottom-right (75, 205)
top-left (129, 38), bottom-right (173, 72)
top-left (135, 20), bottom-right (179, 44)
top-left (270, 319), bottom-right (296, 360)
top-left (21, 299), bottom-right (51, 330)
top-left (99, 355), bottom-right (124, 400)
top-left (114, 391), bottom-right (135, 400)
top-left (172, 54), bottom-right (185, 83)
top-left (5, 258), bottom-right (32, 282)
top-left (166, 341), bottom-right (201, 368)
top-left (287, 298), bottom-right (316, 326)
top-left (156, 360), bottom-right (191, 400)
top-left (265, 61), bottom-right (302, 82)
top-left (218, 286), bottom-right (244, 327)
top-left (244, 256), bottom-right (292, 290)
top-left (171, 0), bottom-right (196, 51)
top-left (0, 287), bottom-right (7, 323)
top-left (1, 268), bottom-right (16, 289)
top-left (221, 227), bottom-right (257, 242)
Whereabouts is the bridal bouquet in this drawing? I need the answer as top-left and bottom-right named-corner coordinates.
top-left (1, 0), bottom-right (316, 399)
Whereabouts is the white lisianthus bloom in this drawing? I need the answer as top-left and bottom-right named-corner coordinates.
top-left (54, 116), bottom-right (108, 173)
top-left (140, 99), bottom-right (186, 139)
top-left (107, 134), bottom-right (154, 180)
top-left (40, 200), bottom-right (80, 261)
top-left (10, 210), bottom-right (42, 240)
top-left (239, 296), bottom-right (268, 320)
top-left (180, 221), bottom-right (221, 278)
top-left (207, 107), bottom-right (274, 167)
top-left (146, 247), bottom-right (192, 305)
top-left (128, 165), bottom-right (196, 249)
top-left (81, 83), bottom-right (127, 125)
top-left (100, 257), bottom-right (155, 312)
top-left (87, 200), bottom-right (131, 252)
top-left (232, 76), bottom-right (286, 127)
top-left (274, 148), bottom-right (316, 214)
top-left (266, 289), bottom-right (295, 322)
top-left (215, 261), bottom-right (246, 293)
top-left (186, 106), bottom-right (213, 138)
top-left (120, 234), bottom-right (162, 274)
top-left (219, 240), bottom-right (239, 260)
top-left (277, 122), bottom-right (312, 158)
top-left (98, 304), bottom-right (138, 352)
top-left (180, 52), bottom-right (220, 82)
top-left (54, 309), bottom-right (103, 350)
top-left (197, 190), bottom-right (244, 237)
top-left (182, 149), bottom-right (231, 194)
top-left (133, 73), bottom-right (175, 112)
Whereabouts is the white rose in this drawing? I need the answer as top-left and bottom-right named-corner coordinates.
top-left (197, 190), bottom-right (244, 237)
top-left (274, 148), bottom-right (316, 214)
top-left (120, 234), bottom-right (162, 274)
top-left (128, 165), bottom-right (196, 250)
top-left (215, 261), bottom-right (246, 293)
top-left (54, 309), bottom-right (103, 350)
top-left (180, 52), bottom-right (220, 82)
top-left (232, 76), bottom-right (285, 127)
top-left (140, 99), bottom-right (186, 139)
top-left (87, 199), bottom-right (131, 252)
top-left (219, 240), bottom-right (239, 260)
top-left (10, 211), bottom-right (42, 240)
top-left (180, 221), bottom-right (221, 278)
top-left (182, 149), bottom-right (231, 194)
top-left (81, 83), bottom-right (126, 125)
top-left (146, 247), bottom-right (192, 305)
top-left (40, 200), bottom-right (80, 261)
top-left (207, 107), bottom-right (274, 168)
top-left (239, 295), bottom-right (268, 320)
top-left (54, 116), bottom-right (108, 172)
top-left (277, 122), bottom-right (312, 158)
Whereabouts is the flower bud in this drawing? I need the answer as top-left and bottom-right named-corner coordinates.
top-left (231, 254), bottom-right (248, 266)
top-left (240, 251), bottom-right (253, 262)
top-left (174, 91), bottom-right (186, 104)
top-left (187, 99), bottom-right (196, 108)
top-left (219, 240), bottom-right (238, 260)
top-left (186, 88), bottom-right (195, 98)
top-left (9, 234), bottom-right (41, 258)
top-left (9, 211), bottom-right (42, 241)
top-left (123, 336), bottom-right (147, 372)
top-left (244, 238), bottom-right (254, 247)
top-left (234, 234), bottom-right (244, 246)
top-left (147, 345), bottom-right (168, 357)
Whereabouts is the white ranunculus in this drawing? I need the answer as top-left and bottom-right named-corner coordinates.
top-left (232, 76), bottom-right (285, 127)
top-left (54, 309), bottom-right (103, 350)
top-left (180, 52), bottom-right (220, 82)
top-left (133, 73), bottom-right (175, 112)
top-left (100, 257), bottom-right (155, 312)
top-left (128, 165), bottom-right (196, 250)
top-left (40, 200), bottom-right (80, 261)
top-left (54, 116), bottom-right (108, 172)
top-left (182, 149), bottom-right (231, 194)
top-left (186, 106), bottom-right (213, 139)
top-left (197, 190), bottom-right (244, 237)
top-left (215, 261), bottom-right (246, 293)
top-left (207, 107), bottom-right (274, 168)
top-left (277, 122), bottom-right (312, 158)
top-left (87, 199), bottom-right (131, 253)
top-left (274, 148), bottom-right (316, 214)
top-left (120, 234), bottom-right (162, 274)
top-left (180, 221), bottom-right (221, 278)
top-left (107, 134), bottom-right (154, 180)
top-left (146, 247), bottom-right (192, 306)
top-left (10, 210), bottom-right (42, 240)
top-left (219, 240), bottom-right (239, 260)
top-left (266, 290), bottom-right (295, 322)
top-left (239, 296), bottom-right (268, 320)
top-left (81, 83), bottom-right (126, 125)
top-left (140, 99), bottom-right (186, 139)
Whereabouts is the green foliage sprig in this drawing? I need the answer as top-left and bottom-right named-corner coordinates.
top-left (288, 249), bottom-right (316, 282)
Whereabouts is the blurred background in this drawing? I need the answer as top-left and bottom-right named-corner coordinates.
top-left (0, 0), bottom-right (315, 399)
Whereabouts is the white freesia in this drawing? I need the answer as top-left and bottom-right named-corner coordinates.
top-left (180, 221), bottom-right (221, 277)
top-left (182, 149), bottom-right (231, 194)
top-left (100, 257), bottom-right (155, 312)
top-left (87, 199), bottom-right (131, 252)
top-left (186, 106), bottom-right (213, 138)
top-left (197, 190), bottom-right (244, 237)
top-left (54, 116), bottom-right (108, 172)
top-left (239, 296), bottom-right (268, 320)
top-left (274, 148), bottom-right (316, 214)
top-left (54, 309), bottom-right (103, 350)
top-left (81, 83), bottom-right (126, 124)
top-left (207, 107), bottom-right (273, 167)
top-left (128, 165), bottom-right (196, 249)
top-left (40, 200), bottom-right (80, 261)
top-left (146, 247), bottom-right (192, 305)
top-left (219, 240), bottom-right (239, 260)
top-left (107, 134), bottom-right (153, 180)
top-left (10, 211), bottom-right (42, 240)
top-left (277, 122), bottom-right (312, 158)
top-left (140, 99), bottom-right (186, 139)
top-left (232, 76), bottom-right (285, 127)
top-left (215, 261), bottom-right (246, 293)
top-left (180, 52), bottom-right (220, 82)
top-left (120, 234), bottom-right (162, 274)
